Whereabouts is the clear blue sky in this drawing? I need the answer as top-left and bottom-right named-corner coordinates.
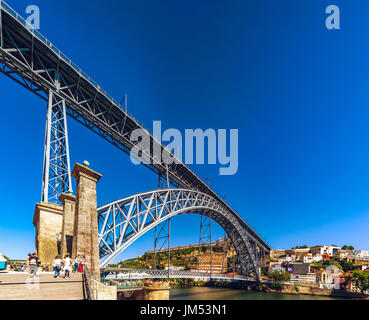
top-left (1, 0), bottom-right (369, 261)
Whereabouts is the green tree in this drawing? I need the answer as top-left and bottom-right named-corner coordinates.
top-left (270, 270), bottom-right (291, 282)
top-left (350, 270), bottom-right (369, 293)
top-left (292, 245), bottom-right (308, 249)
top-left (339, 260), bottom-right (355, 272)
top-left (342, 245), bottom-right (354, 250)
top-left (268, 270), bottom-right (291, 291)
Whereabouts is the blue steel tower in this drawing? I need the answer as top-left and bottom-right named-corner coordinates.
top-left (41, 76), bottom-right (72, 203)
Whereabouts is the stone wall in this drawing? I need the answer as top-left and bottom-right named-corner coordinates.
top-left (282, 283), bottom-right (332, 296)
top-left (95, 282), bottom-right (117, 300)
top-left (134, 282), bottom-right (171, 300)
top-left (33, 202), bottom-right (63, 264)
top-left (87, 277), bottom-right (117, 300)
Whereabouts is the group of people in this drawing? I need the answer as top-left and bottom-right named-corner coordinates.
top-left (52, 255), bottom-right (85, 279)
top-left (25, 253), bottom-right (85, 279)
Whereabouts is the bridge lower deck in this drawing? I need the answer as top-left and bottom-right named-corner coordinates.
top-left (0, 272), bottom-right (84, 300)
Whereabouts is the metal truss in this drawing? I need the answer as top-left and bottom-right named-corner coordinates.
top-left (101, 268), bottom-right (256, 282)
top-left (98, 188), bottom-right (262, 281)
top-left (41, 89), bottom-right (72, 203)
top-left (0, 2), bottom-right (270, 253)
top-left (221, 234), bottom-right (229, 273)
top-left (153, 219), bottom-right (170, 268)
top-left (197, 215), bottom-right (212, 274)
top-left (153, 170), bottom-right (171, 269)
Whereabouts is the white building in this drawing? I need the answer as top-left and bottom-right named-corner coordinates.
top-left (301, 254), bottom-right (313, 264)
top-left (311, 246), bottom-right (341, 257)
top-left (311, 254), bottom-right (323, 262)
top-left (164, 266), bottom-right (185, 271)
top-left (353, 250), bottom-right (369, 258)
top-left (333, 250), bottom-right (353, 259)
top-left (288, 273), bottom-right (318, 284)
top-left (319, 265), bottom-right (343, 290)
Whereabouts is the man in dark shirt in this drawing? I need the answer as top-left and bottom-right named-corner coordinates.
top-left (29, 253), bottom-right (40, 278)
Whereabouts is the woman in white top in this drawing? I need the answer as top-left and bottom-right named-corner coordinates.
top-left (63, 254), bottom-right (72, 279)
top-left (52, 255), bottom-right (62, 278)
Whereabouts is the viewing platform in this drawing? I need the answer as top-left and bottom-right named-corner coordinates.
top-left (0, 272), bottom-right (84, 300)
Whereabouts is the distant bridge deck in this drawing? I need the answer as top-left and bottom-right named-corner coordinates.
top-left (101, 268), bottom-right (256, 282)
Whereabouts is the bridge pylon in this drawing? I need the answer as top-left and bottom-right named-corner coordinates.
top-left (41, 87), bottom-right (72, 203)
top-left (153, 166), bottom-right (171, 273)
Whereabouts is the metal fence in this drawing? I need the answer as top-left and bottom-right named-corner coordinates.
top-left (83, 265), bottom-right (99, 300)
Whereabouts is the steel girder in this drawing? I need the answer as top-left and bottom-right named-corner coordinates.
top-left (0, 3), bottom-right (270, 252)
top-left (98, 189), bottom-right (262, 281)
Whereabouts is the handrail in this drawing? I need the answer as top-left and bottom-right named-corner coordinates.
top-left (83, 265), bottom-right (99, 300)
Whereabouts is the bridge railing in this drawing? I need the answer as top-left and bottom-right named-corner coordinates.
top-left (83, 265), bottom-right (99, 300)
top-left (101, 268), bottom-right (252, 281)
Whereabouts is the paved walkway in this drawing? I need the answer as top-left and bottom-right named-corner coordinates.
top-left (0, 272), bottom-right (84, 300)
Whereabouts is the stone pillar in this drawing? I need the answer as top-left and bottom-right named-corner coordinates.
top-left (134, 281), bottom-right (171, 300)
top-left (59, 193), bottom-right (76, 258)
top-left (72, 163), bottom-right (102, 280)
top-left (33, 202), bottom-right (63, 265)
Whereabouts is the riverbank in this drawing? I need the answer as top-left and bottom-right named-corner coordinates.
top-left (254, 282), bottom-right (369, 300)
top-left (167, 279), bottom-right (368, 300)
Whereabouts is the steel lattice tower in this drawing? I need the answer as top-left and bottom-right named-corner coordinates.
top-left (41, 87), bottom-right (72, 203)
top-left (197, 215), bottom-right (212, 275)
top-left (153, 167), bottom-right (171, 272)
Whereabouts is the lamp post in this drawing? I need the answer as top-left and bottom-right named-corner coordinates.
top-left (56, 232), bottom-right (62, 255)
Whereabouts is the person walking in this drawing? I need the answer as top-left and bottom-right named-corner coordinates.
top-left (78, 255), bottom-right (84, 273)
top-left (26, 253), bottom-right (32, 274)
top-left (73, 256), bottom-right (79, 273)
top-left (28, 253), bottom-right (40, 278)
top-left (52, 255), bottom-right (62, 279)
top-left (63, 254), bottom-right (72, 279)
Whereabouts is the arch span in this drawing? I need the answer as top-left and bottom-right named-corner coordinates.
top-left (98, 189), bottom-right (269, 281)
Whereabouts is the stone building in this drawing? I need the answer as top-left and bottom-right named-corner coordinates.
top-left (189, 252), bottom-right (227, 274)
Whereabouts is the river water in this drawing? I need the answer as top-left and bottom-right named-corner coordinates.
top-left (170, 286), bottom-right (346, 300)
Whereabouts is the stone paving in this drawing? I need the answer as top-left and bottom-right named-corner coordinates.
top-left (0, 272), bottom-right (84, 300)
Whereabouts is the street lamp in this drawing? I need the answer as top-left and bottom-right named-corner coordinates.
top-left (56, 233), bottom-right (62, 255)
top-left (56, 233), bottom-right (62, 242)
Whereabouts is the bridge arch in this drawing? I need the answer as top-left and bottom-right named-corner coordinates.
top-left (98, 189), bottom-right (266, 281)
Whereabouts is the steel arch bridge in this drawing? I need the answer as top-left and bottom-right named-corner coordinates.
top-left (0, 1), bottom-right (271, 282)
top-left (98, 189), bottom-right (269, 281)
